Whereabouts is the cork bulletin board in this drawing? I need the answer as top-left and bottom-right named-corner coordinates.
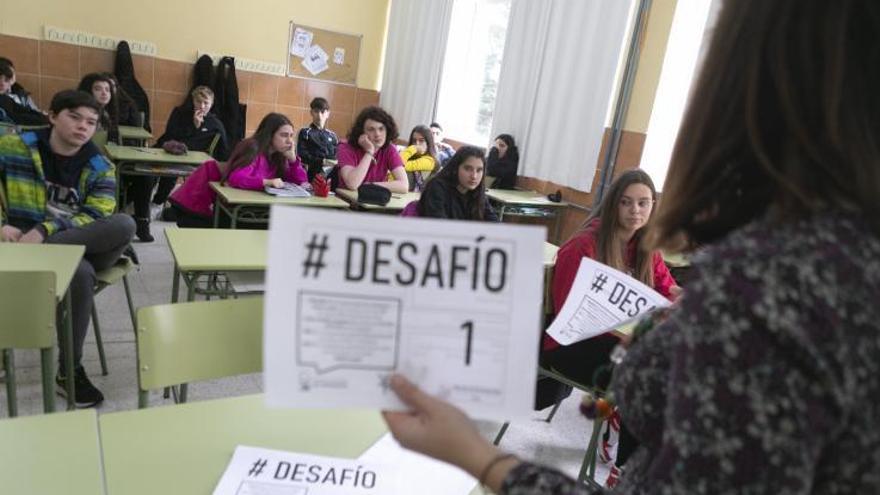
top-left (287, 22), bottom-right (362, 86)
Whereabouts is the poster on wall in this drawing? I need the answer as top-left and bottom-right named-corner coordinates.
top-left (286, 22), bottom-right (361, 85)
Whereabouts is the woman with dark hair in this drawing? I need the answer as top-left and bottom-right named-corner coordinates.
top-left (224, 112), bottom-right (306, 190)
top-left (542, 169), bottom-right (678, 485)
top-left (78, 72), bottom-right (139, 143)
top-left (486, 133), bottom-right (519, 189)
top-left (416, 145), bottom-right (497, 221)
top-left (335, 105), bottom-right (408, 192)
top-left (168, 113), bottom-right (306, 228)
top-left (377, 1), bottom-right (880, 493)
top-left (400, 125), bottom-right (438, 191)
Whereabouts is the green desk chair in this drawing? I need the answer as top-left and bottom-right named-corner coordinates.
top-left (135, 296), bottom-right (263, 408)
top-left (91, 254), bottom-right (137, 375)
top-left (0, 271), bottom-right (58, 416)
top-left (91, 130), bottom-right (108, 148)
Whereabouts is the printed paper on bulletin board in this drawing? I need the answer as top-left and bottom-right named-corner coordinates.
top-left (287, 22), bottom-right (361, 86)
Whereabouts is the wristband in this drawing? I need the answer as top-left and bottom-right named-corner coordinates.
top-left (479, 453), bottom-right (517, 486)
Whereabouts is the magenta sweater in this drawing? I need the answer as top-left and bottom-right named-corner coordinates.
top-left (226, 154), bottom-right (307, 190)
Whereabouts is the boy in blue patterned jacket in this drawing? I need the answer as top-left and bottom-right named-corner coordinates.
top-left (0, 89), bottom-right (134, 407)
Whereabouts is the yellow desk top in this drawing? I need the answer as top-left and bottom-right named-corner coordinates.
top-left (99, 394), bottom-right (386, 495)
top-left (0, 409), bottom-right (104, 494)
top-left (117, 125), bottom-right (153, 141)
top-left (335, 188), bottom-right (420, 211)
top-left (210, 182), bottom-right (349, 208)
top-left (165, 227), bottom-right (268, 272)
top-left (104, 143), bottom-right (212, 166)
top-left (0, 243), bottom-right (84, 297)
top-left (487, 189), bottom-right (567, 208)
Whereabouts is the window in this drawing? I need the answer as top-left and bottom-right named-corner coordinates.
top-left (435, 0), bottom-right (512, 145)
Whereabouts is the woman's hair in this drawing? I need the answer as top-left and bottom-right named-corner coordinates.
top-left (102, 72), bottom-right (139, 125)
top-left (225, 113), bottom-right (293, 179)
top-left (588, 169), bottom-right (658, 287)
top-left (77, 72), bottom-right (116, 130)
top-left (346, 106), bottom-right (399, 150)
top-left (651, 0), bottom-right (880, 250)
top-left (495, 134), bottom-right (518, 156)
top-left (418, 145), bottom-right (489, 220)
top-left (408, 125), bottom-right (438, 163)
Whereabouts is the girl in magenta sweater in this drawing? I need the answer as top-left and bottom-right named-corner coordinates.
top-left (169, 113), bottom-right (307, 228)
top-left (226, 113), bottom-right (307, 190)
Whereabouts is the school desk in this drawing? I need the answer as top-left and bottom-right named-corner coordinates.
top-left (210, 182), bottom-right (349, 228)
top-left (117, 125), bottom-right (152, 145)
top-left (0, 409), bottom-right (104, 494)
top-left (0, 243), bottom-right (85, 410)
top-left (103, 143), bottom-right (213, 207)
top-left (164, 227), bottom-right (267, 302)
top-left (335, 188), bottom-right (421, 213)
top-left (98, 394), bottom-right (387, 495)
top-left (486, 189), bottom-right (568, 242)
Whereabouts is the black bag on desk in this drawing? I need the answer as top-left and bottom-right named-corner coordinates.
top-left (358, 184), bottom-right (391, 206)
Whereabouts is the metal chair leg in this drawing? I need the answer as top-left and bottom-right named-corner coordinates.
top-left (493, 421), bottom-right (510, 446)
top-left (4, 349), bottom-right (17, 417)
top-left (91, 303), bottom-right (108, 376)
top-left (40, 348), bottom-right (55, 413)
top-left (545, 400), bottom-right (563, 423)
top-left (123, 275), bottom-right (137, 331)
top-left (578, 417), bottom-right (605, 483)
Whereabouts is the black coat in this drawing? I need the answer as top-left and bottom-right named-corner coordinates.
top-left (486, 148), bottom-right (518, 189)
top-left (0, 94), bottom-right (48, 126)
top-left (213, 57), bottom-right (244, 147)
top-left (193, 55), bottom-right (214, 88)
top-left (418, 179), bottom-right (498, 221)
top-left (157, 105), bottom-right (230, 160)
top-left (114, 41), bottom-right (151, 132)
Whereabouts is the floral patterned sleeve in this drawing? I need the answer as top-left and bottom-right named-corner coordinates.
top-left (621, 253), bottom-right (844, 493)
top-left (501, 462), bottom-right (601, 495)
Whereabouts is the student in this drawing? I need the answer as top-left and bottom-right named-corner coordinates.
top-left (77, 73), bottom-right (138, 143)
top-left (129, 86), bottom-right (229, 242)
top-left (104, 73), bottom-right (141, 136)
top-left (542, 169), bottom-right (678, 485)
top-left (415, 145), bottom-right (497, 221)
top-left (225, 113), bottom-right (307, 190)
top-left (486, 134), bottom-right (519, 189)
top-left (0, 57), bottom-right (48, 126)
top-left (297, 97), bottom-right (338, 181)
top-left (430, 122), bottom-right (455, 166)
top-left (335, 106), bottom-right (408, 193)
top-left (381, 1), bottom-right (880, 493)
top-left (399, 125), bottom-right (438, 191)
top-left (169, 113), bottom-right (307, 228)
top-left (0, 90), bottom-right (135, 407)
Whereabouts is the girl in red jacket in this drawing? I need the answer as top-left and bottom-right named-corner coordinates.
top-left (543, 169), bottom-right (679, 485)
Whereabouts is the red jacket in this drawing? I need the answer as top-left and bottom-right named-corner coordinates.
top-left (544, 218), bottom-right (677, 350)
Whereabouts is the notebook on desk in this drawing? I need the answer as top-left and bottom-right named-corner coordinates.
top-left (264, 183), bottom-right (312, 198)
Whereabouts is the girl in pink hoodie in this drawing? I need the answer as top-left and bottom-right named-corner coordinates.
top-left (169, 113), bottom-right (308, 227)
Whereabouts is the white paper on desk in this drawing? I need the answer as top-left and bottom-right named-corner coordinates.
top-left (264, 207), bottom-right (545, 419)
top-left (358, 433), bottom-right (477, 495)
top-left (290, 28), bottom-right (313, 57)
top-left (545, 257), bottom-right (671, 346)
top-left (213, 445), bottom-right (390, 495)
top-left (301, 45), bottom-right (329, 76)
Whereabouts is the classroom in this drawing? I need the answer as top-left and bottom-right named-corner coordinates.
top-left (1, 0), bottom-right (879, 494)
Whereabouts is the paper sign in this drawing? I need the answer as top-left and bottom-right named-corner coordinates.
top-left (290, 28), bottom-right (313, 57)
top-left (333, 47), bottom-right (345, 65)
top-left (545, 257), bottom-right (671, 345)
top-left (358, 433), bottom-right (477, 495)
top-left (301, 45), bottom-right (329, 76)
top-left (264, 207), bottom-right (545, 419)
top-left (213, 445), bottom-right (388, 495)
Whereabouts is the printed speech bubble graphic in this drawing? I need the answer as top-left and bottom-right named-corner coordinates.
top-left (296, 291), bottom-right (401, 375)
